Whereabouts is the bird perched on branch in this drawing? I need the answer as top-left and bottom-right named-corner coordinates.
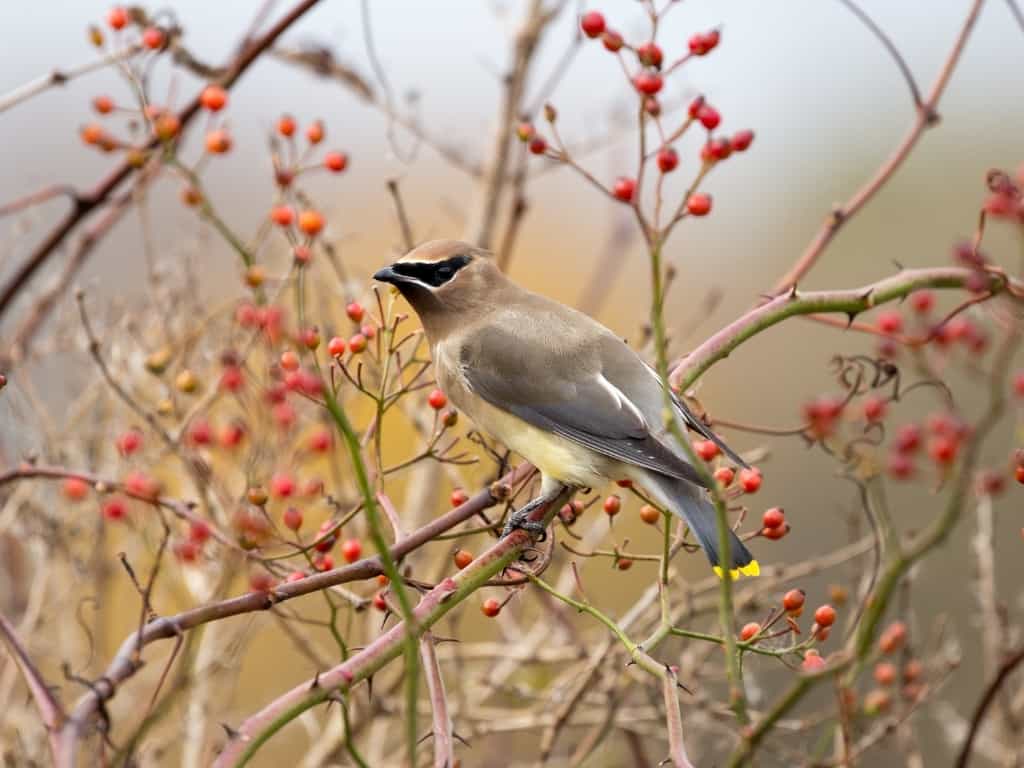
top-left (373, 239), bottom-right (758, 579)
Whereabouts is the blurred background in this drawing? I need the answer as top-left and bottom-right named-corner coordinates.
top-left (2, 1), bottom-right (1023, 765)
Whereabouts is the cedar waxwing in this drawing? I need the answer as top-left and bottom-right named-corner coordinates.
top-left (373, 239), bottom-right (758, 578)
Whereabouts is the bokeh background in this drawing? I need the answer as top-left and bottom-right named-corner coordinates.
top-left (2, 1), bottom-right (1023, 765)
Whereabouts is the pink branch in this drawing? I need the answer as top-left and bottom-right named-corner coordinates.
top-left (772, 0), bottom-right (986, 292)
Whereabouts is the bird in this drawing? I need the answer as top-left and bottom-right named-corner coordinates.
top-left (373, 239), bottom-right (758, 579)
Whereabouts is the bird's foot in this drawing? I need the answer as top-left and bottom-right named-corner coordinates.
top-left (501, 500), bottom-right (549, 540)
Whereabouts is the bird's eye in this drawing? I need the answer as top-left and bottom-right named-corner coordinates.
top-left (436, 266), bottom-right (453, 280)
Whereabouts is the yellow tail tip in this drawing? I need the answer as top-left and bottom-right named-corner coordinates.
top-left (713, 560), bottom-right (760, 580)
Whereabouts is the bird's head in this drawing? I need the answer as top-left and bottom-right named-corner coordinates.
top-left (373, 240), bottom-right (504, 333)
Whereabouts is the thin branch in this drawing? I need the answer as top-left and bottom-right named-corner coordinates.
top-left (955, 647), bottom-right (1024, 768)
top-left (419, 633), bottom-right (455, 768)
top-left (0, 611), bottom-right (66, 761)
top-left (772, 0), bottom-right (986, 293)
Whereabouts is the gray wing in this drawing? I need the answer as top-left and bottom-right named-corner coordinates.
top-left (459, 322), bottom-right (709, 488)
top-left (665, 379), bottom-right (749, 468)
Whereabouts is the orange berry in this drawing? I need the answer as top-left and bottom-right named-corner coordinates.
top-left (107, 6), bottom-right (128, 29)
top-left (814, 605), bottom-right (836, 627)
top-left (713, 466), bottom-right (734, 487)
top-left (200, 85), bottom-right (227, 111)
top-left (305, 120), bottom-right (324, 144)
top-left (81, 123), bottom-right (104, 145)
top-left (782, 589), bottom-right (805, 615)
top-left (873, 662), bottom-right (896, 686)
top-left (141, 27), bottom-right (164, 49)
top-left (205, 129), bottom-right (232, 154)
top-left (481, 598), bottom-right (501, 617)
top-left (153, 112), bottom-right (180, 141)
top-left (602, 494), bottom-right (621, 516)
top-left (739, 622), bottom-right (761, 642)
top-left (348, 333), bottom-right (367, 353)
top-left (277, 114), bottom-right (296, 137)
top-left (270, 205), bottom-right (294, 227)
top-left (324, 151), bottom-right (348, 172)
top-left (453, 549), bottom-right (473, 569)
top-left (298, 210), bottom-right (325, 236)
top-left (639, 504), bottom-right (660, 524)
top-left (92, 95), bottom-right (114, 114)
top-left (280, 350), bottom-right (300, 372)
top-left (63, 477), bottom-right (90, 501)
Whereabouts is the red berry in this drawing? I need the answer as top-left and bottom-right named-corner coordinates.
top-left (739, 622), bottom-right (761, 641)
top-left (107, 6), bottom-right (128, 30)
top-left (123, 470), bottom-right (159, 500)
top-left (142, 27), bottom-right (164, 50)
top-left (372, 592), bottom-right (388, 611)
top-left (92, 95), bottom-right (115, 114)
top-left (879, 621), bottom-right (907, 654)
top-left (636, 41), bottom-right (663, 68)
top-left (696, 105), bottom-right (720, 130)
top-left (910, 290), bottom-right (934, 314)
top-left (693, 439), bottom-right (719, 461)
top-left (863, 396), bottom-right (887, 422)
top-left (616, 557), bottom-right (633, 571)
top-left (102, 496), bottom-right (128, 521)
top-left (762, 507), bottom-right (785, 529)
top-left (687, 96), bottom-right (706, 119)
top-left (286, 571), bottom-right (306, 583)
top-left (633, 71), bottom-right (663, 95)
top-left (895, 424), bottom-right (922, 454)
top-left (874, 662), bottom-right (897, 686)
top-left (877, 310), bottom-right (903, 334)
top-left (887, 452), bottom-right (915, 480)
top-left (639, 504), bottom-right (660, 524)
top-left (324, 151), bottom-right (348, 172)
top-left (300, 327), bottom-right (320, 350)
top-left (282, 507), bottom-right (303, 531)
top-left (345, 302), bottom-right (364, 323)
top-left (928, 435), bottom-right (958, 465)
top-left (313, 521), bottom-right (338, 553)
top-left (814, 605), bottom-right (836, 627)
top-left (762, 523), bottom-right (788, 540)
top-left (328, 336), bottom-right (346, 357)
top-left (188, 419), bottom-right (212, 446)
top-left (580, 11), bottom-right (605, 38)
top-left (732, 129), bottom-right (754, 151)
top-left (298, 210), bottom-right (324, 236)
top-left (270, 205), bottom-right (294, 227)
top-left (280, 350), bottom-right (300, 372)
top-left (308, 428), bottom-right (332, 453)
top-left (270, 472), bottom-right (294, 498)
top-left (348, 333), bottom-right (367, 353)
top-left (200, 85), bottom-right (227, 111)
top-left (713, 466), bottom-right (734, 487)
top-left (1013, 371), bottom-right (1024, 397)
top-left (481, 598), bottom-right (502, 617)
top-left (116, 428), bottom-right (143, 456)
top-left (450, 488), bottom-right (469, 507)
top-left (249, 571), bottom-right (275, 592)
top-left (305, 120), bottom-right (324, 144)
top-left (341, 538), bottom-right (362, 563)
top-left (453, 549), bottom-right (473, 569)
top-left (687, 193), bottom-right (712, 216)
top-left (428, 389), bottom-right (448, 410)
top-left (738, 467), bottom-right (762, 493)
top-left (688, 29), bottom-right (721, 55)
top-left (189, 519), bottom-right (212, 544)
top-left (63, 477), bottom-right (90, 502)
top-left (603, 494), bottom-right (621, 516)
top-left (656, 146), bottom-right (679, 173)
top-left (277, 115), bottom-right (296, 137)
top-left (1016, 465), bottom-right (1024, 485)
top-left (903, 659), bottom-right (923, 683)
top-left (802, 652), bottom-right (826, 673)
top-left (782, 589), bottom-right (805, 615)
top-left (174, 539), bottom-right (199, 563)
top-left (613, 177), bottom-right (636, 203)
top-left (601, 30), bottom-right (623, 52)
top-left (219, 422), bottom-right (245, 449)
top-left (704, 138), bottom-right (732, 161)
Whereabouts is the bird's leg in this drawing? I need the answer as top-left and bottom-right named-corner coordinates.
top-left (501, 482), bottom-right (570, 540)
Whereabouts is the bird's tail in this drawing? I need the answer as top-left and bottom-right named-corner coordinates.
top-left (641, 471), bottom-right (759, 580)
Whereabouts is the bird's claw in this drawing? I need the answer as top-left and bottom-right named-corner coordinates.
top-left (501, 508), bottom-right (548, 541)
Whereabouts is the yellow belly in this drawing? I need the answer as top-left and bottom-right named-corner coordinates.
top-left (468, 398), bottom-right (609, 488)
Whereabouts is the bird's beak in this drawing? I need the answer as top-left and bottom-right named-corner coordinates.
top-left (373, 265), bottom-right (401, 285)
